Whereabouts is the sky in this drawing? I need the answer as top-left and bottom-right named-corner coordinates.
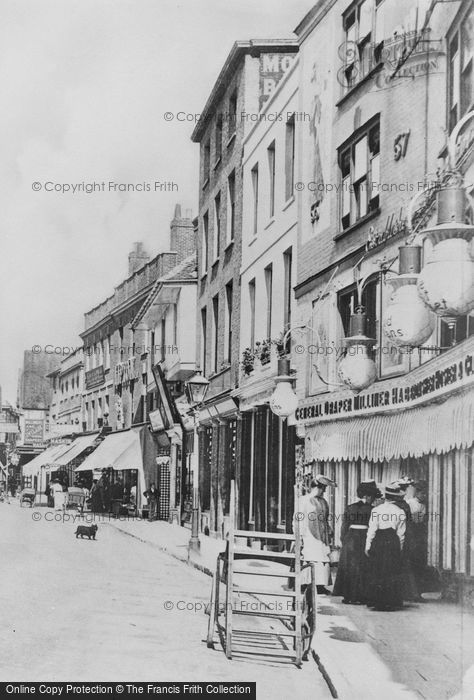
top-left (0, 0), bottom-right (315, 404)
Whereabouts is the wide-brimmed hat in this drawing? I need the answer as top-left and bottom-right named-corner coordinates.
top-left (315, 474), bottom-right (337, 488)
top-left (385, 482), bottom-right (403, 499)
top-left (397, 476), bottom-right (414, 490)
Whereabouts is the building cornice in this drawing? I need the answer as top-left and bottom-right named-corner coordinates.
top-left (191, 39), bottom-right (299, 143)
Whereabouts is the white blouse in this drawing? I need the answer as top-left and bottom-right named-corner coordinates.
top-left (365, 501), bottom-right (406, 552)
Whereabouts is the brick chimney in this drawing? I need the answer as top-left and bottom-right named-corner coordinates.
top-left (170, 204), bottom-right (196, 263)
top-left (128, 242), bottom-right (150, 276)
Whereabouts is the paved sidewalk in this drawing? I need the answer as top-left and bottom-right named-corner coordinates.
top-left (106, 516), bottom-right (473, 699)
top-left (328, 594), bottom-right (474, 700)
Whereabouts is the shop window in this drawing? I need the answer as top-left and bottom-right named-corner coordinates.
top-left (339, 118), bottom-right (380, 231)
top-left (439, 314), bottom-right (474, 350)
top-left (448, 6), bottom-right (474, 132)
top-left (338, 276), bottom-right (378, 340)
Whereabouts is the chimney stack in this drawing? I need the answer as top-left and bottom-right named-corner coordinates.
top-left (170, 204), bottom-right (196, 263)
top-left (128, 242), bottom-right (150, 276)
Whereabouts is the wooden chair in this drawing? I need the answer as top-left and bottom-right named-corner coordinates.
top-left (206, 481), bottom-right (316, 667)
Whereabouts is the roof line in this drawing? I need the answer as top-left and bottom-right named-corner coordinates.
top-left (191, 39), bottom-right (299, 143)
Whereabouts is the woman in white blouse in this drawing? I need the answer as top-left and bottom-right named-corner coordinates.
top-left (365, 483), bottom-right (406, 611)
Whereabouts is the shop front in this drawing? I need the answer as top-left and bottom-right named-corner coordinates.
top-left (296, 336), bottom-right (474, 604)
top-left (233, 375), bottom-right (299, 534)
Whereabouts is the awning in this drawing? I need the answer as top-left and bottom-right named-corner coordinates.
top-left (75, 429), bottom-right (143, 472)
top-left (22, 443), bottom-right (73, 477)
top-left (307, 390), bottom-right (474, 462)
top-left (50, 433), bottom-right (101, 467)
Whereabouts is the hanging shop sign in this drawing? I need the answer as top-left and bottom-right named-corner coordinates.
top-left (296, 345), bottom-right (474, 423)
top-left (114, 356), bottom-right (140, 387)
top-left (149, 409), bottom-right (165, 433)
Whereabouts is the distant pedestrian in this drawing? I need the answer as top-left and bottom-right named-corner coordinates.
top-left (90, 479), bottom-right (102, 513)
top-left (111, 476), bottom-right (124, 518)
top-left (293, 474), bottom-right (336, 593)
top-left (98, 471), bottom-right (111, 512)
top-left (51, 478), bottom-right (65, 512)
top-left (333, 480), bottom-right (380, 605)
top-left (144, 483), bottom-right (160, 521)
top-left (365, 483), bottom-right (406, 611)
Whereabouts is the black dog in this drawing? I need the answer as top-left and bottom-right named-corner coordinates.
top-left (75, 524), bottom-right (98, 540)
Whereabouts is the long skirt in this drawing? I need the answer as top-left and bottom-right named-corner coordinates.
top-left (333, 529), bottom-right (369, 602)
top-left (400, 525), bottom-right (419, 601)
top-left (367, 529), bottom-right (403, 610)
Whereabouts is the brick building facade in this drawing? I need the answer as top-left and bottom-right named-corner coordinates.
top-left (292, 0), bottom-right (474, 601)
top-left (191, 40), bottom-right (298, 537)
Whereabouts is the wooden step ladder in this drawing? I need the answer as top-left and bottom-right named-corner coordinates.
top-left (206, 481), bottom-right (316, 667)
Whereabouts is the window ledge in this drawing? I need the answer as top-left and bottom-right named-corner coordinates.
top-left (264, 217), bottom-right (275, 231)
top-left (283, 195), bottom-right (295, 211)
top-left (224, 239), bottom-right (234, 253)
top-left (227, 132), bottom-right (236, 148)
top-left (200, 272), bottom-right (208, 282)
top-left (333, 207), bottom-right (381, 241)
top-left (212, 257), bottom-right (220, 268)
top-left (336, 63), bottom-right (383, 108)
top-left (248, 235), bottom-right (258, 247)
top-left (209, 365), bottom-right (231, 381)
top-left (213, 157), bottom-right (222, 170)
top-left (202, 177), bottom-right (210, 191)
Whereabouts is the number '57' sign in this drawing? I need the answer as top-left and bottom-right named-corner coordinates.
top-left (394, 130), bottom-right (410, 160)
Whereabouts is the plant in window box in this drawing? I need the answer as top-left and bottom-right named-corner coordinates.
top-left (271, 332), bottom-right (287, 359)
top-left (258, 339), bottom-right (272, 365)
top-left (241, 347), bottom-right (256, 376)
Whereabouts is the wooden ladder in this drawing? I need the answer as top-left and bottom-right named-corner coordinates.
top-left (207, 480), bottom-right (316, 667)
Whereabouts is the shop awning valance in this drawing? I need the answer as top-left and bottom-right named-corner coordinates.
top-left (22, 443), bottom-right (73, 477)
top-left (50, 432), bottom-right (101, 467)
top-left (307, 390), bottom-right (474, 462)
top-left (75, 429), bottom-right (143, 472)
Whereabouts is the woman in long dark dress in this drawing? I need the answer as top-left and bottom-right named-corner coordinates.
top-left (365, 483), bottom-right (407, 611)
top-left (90, 479), bottom-right (102, 513)
top-left (395, 477), bottom-right (419, 601)
top-left (333, 481), bottom-right (379, 604)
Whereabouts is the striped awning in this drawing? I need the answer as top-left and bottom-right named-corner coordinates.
top-left (75, 429), bottom-right (143, 472)
top-left (307, 390), bottom-right (474, 462)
